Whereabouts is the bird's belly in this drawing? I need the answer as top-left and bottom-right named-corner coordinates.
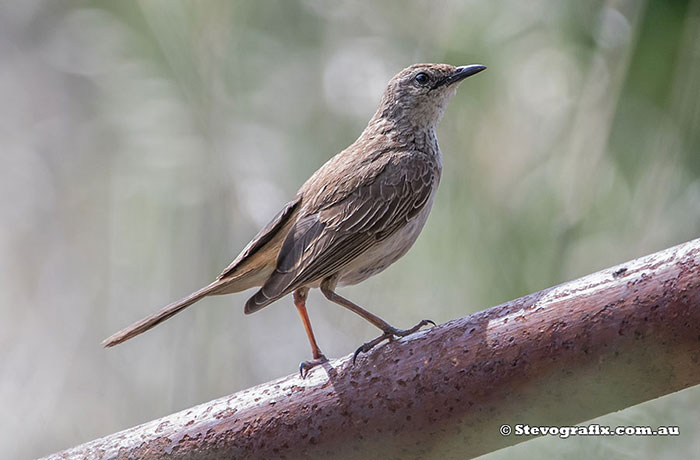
top-left (337, 196), bottom-right (435, 287)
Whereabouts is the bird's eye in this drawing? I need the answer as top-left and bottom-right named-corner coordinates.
top-left (414, 72), bottom-right (430, 86)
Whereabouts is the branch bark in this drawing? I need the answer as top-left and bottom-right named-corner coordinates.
top-left (44, 239), bottom-right (700, 460)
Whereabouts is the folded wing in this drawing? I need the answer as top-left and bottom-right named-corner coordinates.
top-left (245, 153), bottom-right (437, 313)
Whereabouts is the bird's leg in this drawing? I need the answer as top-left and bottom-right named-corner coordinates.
top-left (294, 288), bottom-right (328, 378)
top-left (319, 280), bottom-right (434, 364)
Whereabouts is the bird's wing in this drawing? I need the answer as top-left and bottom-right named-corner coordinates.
top-left (217, 196), bottom-right (301, 280)
top-left (245, 152), bottom-right (438, 313)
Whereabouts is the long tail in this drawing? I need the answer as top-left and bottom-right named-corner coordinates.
top-left (102, 281), bottom-right (222, 347)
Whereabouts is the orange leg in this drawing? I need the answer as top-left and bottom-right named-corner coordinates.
top-left (294, 288), bottom-right (327, 377)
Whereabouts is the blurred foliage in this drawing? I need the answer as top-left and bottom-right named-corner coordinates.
top-left (0, 0), bottom-right (698, 458)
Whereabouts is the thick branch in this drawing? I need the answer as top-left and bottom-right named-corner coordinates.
top-left (44, 239), bottom-right (700, 459)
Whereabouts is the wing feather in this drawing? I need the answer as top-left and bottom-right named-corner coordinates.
top-left (217, 197), bottom-right (300, 280)
top-left (245, 153), bottom-right (438, 313)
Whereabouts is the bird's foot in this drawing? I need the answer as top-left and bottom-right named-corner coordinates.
top-left (352, 319), bottom-right (435, 364)
top-left (299, 354), bottom-right (328, 379)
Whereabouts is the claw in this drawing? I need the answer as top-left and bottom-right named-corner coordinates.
top-left (352, 319), bottom-right (436, 364)
top-left (352, 348), bottom-right (362, 365)
top-left (299, 355), bottom-right (328, 379)
top-left (353, 334), bottom-right (388, 364)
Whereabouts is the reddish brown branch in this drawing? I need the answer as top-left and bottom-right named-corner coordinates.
top-left (44, 239), bottom-right (700, 459)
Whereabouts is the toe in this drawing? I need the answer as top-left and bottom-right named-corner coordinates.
top-left (299, 356), bottom-right (329, 379)
top-left (299, 362), bottom-right (309, 379)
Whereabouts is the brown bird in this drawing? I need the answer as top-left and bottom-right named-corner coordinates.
top-left (103, 63), bottom-right (486, 377)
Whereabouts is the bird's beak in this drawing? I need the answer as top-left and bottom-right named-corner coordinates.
top-left (435, 64), bottom-right (486, 89)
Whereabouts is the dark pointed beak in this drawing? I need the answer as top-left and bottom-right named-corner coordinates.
top-left (435, 64), bottom-right (486, 89)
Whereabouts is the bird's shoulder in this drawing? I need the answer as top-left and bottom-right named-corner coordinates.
top-left (297, 136), bottom-right (440, 216)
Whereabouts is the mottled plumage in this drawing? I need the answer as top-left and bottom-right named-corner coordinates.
top-left (103, 63), bottom-right (485, 373)
top-left (246, 150), bottom-right (440, 312)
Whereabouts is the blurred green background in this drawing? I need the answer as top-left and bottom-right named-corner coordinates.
top-left (1, 0), bottom-right (698, 458)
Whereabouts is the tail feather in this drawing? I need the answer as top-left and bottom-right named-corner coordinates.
top-left (102, 281), bottom-right (221, 347)
top-left (244, 286), bottom-right (279, 314)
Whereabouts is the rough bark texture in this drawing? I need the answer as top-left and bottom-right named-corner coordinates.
top-left (44, 239), bottom-right (700, 460)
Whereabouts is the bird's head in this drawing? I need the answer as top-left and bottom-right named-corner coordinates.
top-left (373, 63), bottom-right (486, 129)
